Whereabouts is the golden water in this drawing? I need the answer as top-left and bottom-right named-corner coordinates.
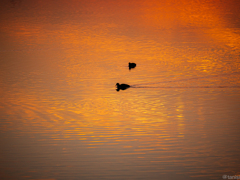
top-left (0, 0), bottom-right (240, 179)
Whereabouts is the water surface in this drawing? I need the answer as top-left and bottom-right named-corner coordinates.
top-left (0, 0), bottom-right (240, 180)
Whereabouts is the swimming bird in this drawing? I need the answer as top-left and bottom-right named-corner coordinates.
top-left (128, 62), bottom-right (136, 70)
top-left (116, 83), bottom-right (130, 91)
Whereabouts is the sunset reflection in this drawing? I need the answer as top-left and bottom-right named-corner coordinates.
top-left (1, 0), bottom-right (240, 179)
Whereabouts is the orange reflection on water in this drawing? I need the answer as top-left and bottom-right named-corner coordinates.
top-left (140, 0), bottom-right (240, 50)
top-left (1, 2), bottom-right (240, 180)
top-left (0, 0), bottom-right (239, 151)
top-left (1, 0), bottom-right (239, 80)
top-left (140, 0), bottom-right (222, 28)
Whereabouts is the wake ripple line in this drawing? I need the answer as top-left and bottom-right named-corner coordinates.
top-left (133, 72), bottom-right (240, 86)
top-left (131, 85), bottom-right (240, 88)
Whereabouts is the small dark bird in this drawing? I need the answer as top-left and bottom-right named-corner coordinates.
top-left (116, 83), bottom-right (130, 91)
top-left (128, 62), bottom-right (136, 70)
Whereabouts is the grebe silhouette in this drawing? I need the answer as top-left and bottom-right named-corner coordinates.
top-left (128, 62), bottom-right (136, 70)
top-left (116, 83), bottom-right (130, 91)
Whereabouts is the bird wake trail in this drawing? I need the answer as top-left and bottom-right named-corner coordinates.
top-left (131, 72), bottom-right (240, 88)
